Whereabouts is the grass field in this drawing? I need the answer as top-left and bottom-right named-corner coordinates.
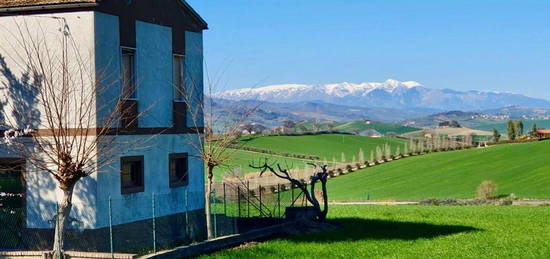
top-left (213, 134), bottom-right (405, 181)
top-left (238, 134), bottom-right (406, 162)
top-left (323, 140), bottom-right (550, 201)
top-left (202, 205), bottom-right (550, 258)
top-left (333, 120), bottom-right (420, 135)
top-left (211, 149), bottom-right (310, 182)
top-left (293, 120), bottom-right (419, 135)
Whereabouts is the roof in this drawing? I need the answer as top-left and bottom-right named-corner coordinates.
top-left (0, 0), bottom-right (207, 29)
top-left (536, 129), bottom-right (550, 134)
top-left (0, 0), bottom-right (95, 8)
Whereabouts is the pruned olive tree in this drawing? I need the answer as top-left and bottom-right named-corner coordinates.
top-left (0, 19), bottom-right (147, 256)
top-left (250, 160), bottom-right (329, 221)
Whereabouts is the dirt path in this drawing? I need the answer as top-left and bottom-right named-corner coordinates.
top-left (330, 200), bottom-right (550, 206)
top-left (330, 201), bottom-right (419, 205)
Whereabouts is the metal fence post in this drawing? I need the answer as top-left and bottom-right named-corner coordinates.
top-left (291, 184), bottom-right (294, 207)
top-left (305, 183), bottom-right (308, 207)
top-left (152, 193), bottom-right (157, 253)
top-left (108, 196), bottom-right (114, 258)
top-left (237, 186), bottom-right (241, 218)
top-left (212, 190), bottom-right (217, 238)
top-left (259, 185), bottom-right (262, 217)
top-left (277, 184), bottom-right (281, 218)
top-left (223, 183), bottom-right (227, 216)
top-left (247, 181), bottom-right (250, 217)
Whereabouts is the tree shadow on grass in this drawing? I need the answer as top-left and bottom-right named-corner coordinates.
top-left (286, 218), bottom-right (480, 242)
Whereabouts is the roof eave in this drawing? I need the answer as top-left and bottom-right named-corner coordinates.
top-left (180, 0), bottom-right (208, 30)
top-left (0, 2), bottom-right (97, 13)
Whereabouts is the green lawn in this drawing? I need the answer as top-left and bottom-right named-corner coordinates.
top-left (238, 134), bottom-right (406, 162)
top-left (202, 205), bottom-right (550, 258)
top-left (325, 140), bottom-right (550, 201)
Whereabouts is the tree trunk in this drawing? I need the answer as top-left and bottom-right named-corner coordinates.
top-left (205, 166), bottom-right (214, 239)
top-left (52, 184), bottom-right (75, 258)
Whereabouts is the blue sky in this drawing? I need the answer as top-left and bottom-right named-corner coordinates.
top-left (188, 0), bottom-right (550, 100)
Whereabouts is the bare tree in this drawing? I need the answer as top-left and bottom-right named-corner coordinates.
top-left (250, 160), bottom-right (329, 221)
top-left (0, 20), bottom-right (146, 256)
top-left (181, 69), bottom-right (258, 239)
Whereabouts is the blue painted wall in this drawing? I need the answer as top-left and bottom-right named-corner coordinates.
top-left (185, 31), bottom-right (204, 127)
top-left (94, 12), bottom-right (121, 128)
top-left (93, 13), bottom-right (205, 228)
top-left (136, 21), bottom-right (173, 128)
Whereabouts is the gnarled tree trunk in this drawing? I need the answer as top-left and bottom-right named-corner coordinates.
top-left (52, 183), bottom-right (75, 258)
top-left (205, 165), bottom-right (214, 239)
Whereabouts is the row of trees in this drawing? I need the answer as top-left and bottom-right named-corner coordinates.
top-left (494, 120), bottom-right (538, 142)
top-left (327, 135), bottom-right (476, 173)
top-left (506, 120), bottom-right (524, 140)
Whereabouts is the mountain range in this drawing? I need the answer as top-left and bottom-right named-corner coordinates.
top-left (207, 98), bottom-right (438, 128)
top-left (214, 79), bottom-right (550, 111)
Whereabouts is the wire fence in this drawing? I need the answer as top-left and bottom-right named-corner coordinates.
top-left (209, 181), bottom-right (309, 239)
top-left (0, 181), bottom-right (306, 256)
top-left (0, 190), bottom-right (204, 255)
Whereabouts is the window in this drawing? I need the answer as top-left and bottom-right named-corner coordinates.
top-left (121, 156), bottom-right (144, 194)
top-left (173, 55), bottom-right (185, 101)
top-left (121, 48), bottom-right (136, 99)
top-left (169, 153), bottom-right (188, 188)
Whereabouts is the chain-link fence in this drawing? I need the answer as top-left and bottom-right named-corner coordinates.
top-left (0, 190), bottom-right (206, 256)
top-left (1, 181), bottom-right (306, 256)
top-left (210, 181), bottom-right (309, 238)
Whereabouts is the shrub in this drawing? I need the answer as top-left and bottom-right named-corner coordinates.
top-left (477, 180), bottom-right (498, 199)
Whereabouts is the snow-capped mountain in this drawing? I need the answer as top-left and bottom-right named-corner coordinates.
top-left (214, 79), bottom-right (550, 110)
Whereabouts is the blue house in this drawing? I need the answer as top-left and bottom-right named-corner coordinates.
top-left (0, 0), bottom-right (207, 250)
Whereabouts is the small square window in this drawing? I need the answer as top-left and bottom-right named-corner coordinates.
top-left (169, 153), bottom-right (188, 188)
top-left (121, 156), bottom-right (144, 194)
top-left (173, 55), bottom-right (185, 101)
top-left (122, 48), bottom-right (136, 99)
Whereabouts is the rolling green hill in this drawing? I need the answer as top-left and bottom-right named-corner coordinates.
top-left (238, 134), bottom-right (406, 162)
top-left (333, 121), bottom-right (420, 135)
top-left (325, 140), bottom-right (550, 201)
top-left (292, 120), bottom-right (419, 135)
top-left (212, 134), bottom-right (406, 181)
top-left (211, 149), bottom-right (309, 182)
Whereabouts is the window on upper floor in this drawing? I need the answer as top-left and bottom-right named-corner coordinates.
top-left (173, 55), bottom-right (185, 102)
top-left (169, 153), bottom-right (189, 188)
top-left (121, 48), bottom-right (136, 99)
top-left (121, 156), bottom-right (144, 194)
